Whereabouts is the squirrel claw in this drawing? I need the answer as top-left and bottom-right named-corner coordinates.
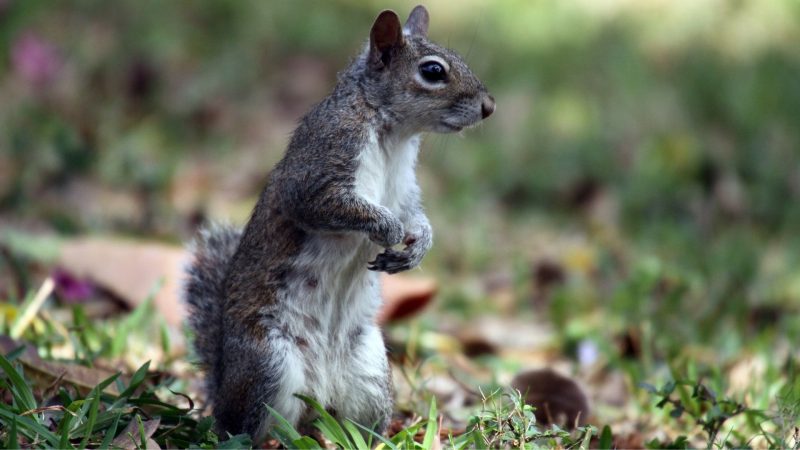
top-left (368, 248), bottom-right (414, 274)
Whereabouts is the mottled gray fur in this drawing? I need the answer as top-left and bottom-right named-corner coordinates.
top-left (184, 5), bottom-right (494, 443)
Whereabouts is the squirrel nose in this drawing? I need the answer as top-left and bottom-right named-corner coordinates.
top-left (481, 94), bottom-right (495, 119)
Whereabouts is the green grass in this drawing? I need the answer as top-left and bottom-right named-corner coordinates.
top-left (2, 0), bottom-right (800, 448)
top-left (0, 348), bottom-right (250, 448)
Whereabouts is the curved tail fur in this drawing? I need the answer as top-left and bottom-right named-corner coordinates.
top-left (183, 224), bottom-right (242, 404)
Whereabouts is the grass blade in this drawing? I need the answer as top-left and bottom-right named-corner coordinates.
top-left (343, 420), bottom-right (370, 450)
top-left (0, 405), bottom-right (59, 447)
top-left (58, 405), bottom-right (76, 449)
top-left (264, 404), bottom-right (303, 447)
top-left (422, 397), bottom-right (438, 450)
top-left (353, 421), bottom-right (399, 450)
top-left (99, 413), bottom-right (122, 450)
top-left (137, 415), bottom-right (147, 449)
top-left (296, 394), bottom-right (353, 449)
top-left (70, 372), bottom-right (119, 438)
top-left (4, 345), bottom-right (26, 362)
top-left (113, 360), bottom-right (150, 405)
top-left (111, 288), bottom-right (157, 357)
top-left (5, 417), bottom-right (18, 449)
top-left (0, 352), bottom-right (37, 412)
top-left (78, 390), bottom-right (101, 449)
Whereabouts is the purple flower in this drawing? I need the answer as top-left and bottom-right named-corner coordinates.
top-left (577, 339), bottom-right (600, 368)
top-left (52, 268), bottom-right (95, 303)
top-left (11, 32), bottom-right (63, 87)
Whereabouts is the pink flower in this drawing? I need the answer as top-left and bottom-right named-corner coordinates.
top-left (52, 268), bottom-right (95, 303)
top-left (11, 32), bottom-right (62, 87)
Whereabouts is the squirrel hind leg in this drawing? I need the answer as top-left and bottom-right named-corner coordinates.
top-left (331, 324), bottom-right (393, 433)
top-left (216, 334), bottom-right (309, 444)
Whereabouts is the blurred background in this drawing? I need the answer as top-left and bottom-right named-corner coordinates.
top-left (2, 0), bottom-right (800, 446)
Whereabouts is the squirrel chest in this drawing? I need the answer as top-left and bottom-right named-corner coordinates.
top-left (289, 130), bottom-right (421, 317)
top-left (354, 129), bottom-right (421, 216)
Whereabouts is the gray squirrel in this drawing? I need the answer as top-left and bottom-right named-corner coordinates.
top-left (184, 5), bottom-right (494, 443)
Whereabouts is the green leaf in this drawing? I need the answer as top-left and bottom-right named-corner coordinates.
top-left (639, 382), bottom-right (658, 394)
top-left (599, 425), bottom-right (613, 449)
top-left (673, 435), bottom-right (690, 448)
top-left (217, 433), bottom-right (253, 449)
top-left (579, 426), bottom-right (594, 450)
top-left (471, 428), bottom-right (485, 450)
top-left (195, 416), bottom-right (215, 435)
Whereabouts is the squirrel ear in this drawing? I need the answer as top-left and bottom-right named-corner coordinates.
top-left (369, 10), bottom-right (404, 69)
top-left (404, 5), bottom-right (429, 37)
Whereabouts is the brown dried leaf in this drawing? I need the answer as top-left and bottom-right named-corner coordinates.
top-left (58, 237), bottom-right (188, 327)
top-left (511, 368), bottom-right (590, 429)
top-left (110, 416), bottom-right (161, 450)
top-left (0, 336), bottom-right (122, 395)
top-left (378, 274), bottom-right (437, 324)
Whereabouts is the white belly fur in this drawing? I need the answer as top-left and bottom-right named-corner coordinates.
top-left (272, 129), bottom-right (420, 416)
top-left (355, 129), bottom-right (421, 216)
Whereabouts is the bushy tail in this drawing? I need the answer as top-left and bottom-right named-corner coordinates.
top-left (184, 223), bottom-right (242, 401)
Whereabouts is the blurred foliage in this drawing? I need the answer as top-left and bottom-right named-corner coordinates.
top-left (1, 0), bottom-right (800, 447)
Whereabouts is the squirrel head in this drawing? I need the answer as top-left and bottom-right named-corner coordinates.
top-left (359, 5), bottom-right (495, 134)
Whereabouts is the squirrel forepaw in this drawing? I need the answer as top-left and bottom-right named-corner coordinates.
top-left (368, 227), bottom-right (431, 274)
top-left (368, 248), bottom-right (415, 274)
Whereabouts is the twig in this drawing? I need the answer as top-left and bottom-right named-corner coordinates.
top-left (10, 277), bottom-right (55, 339)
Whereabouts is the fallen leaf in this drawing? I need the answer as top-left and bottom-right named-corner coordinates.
top-left (58, 237), bottom-right (188, 327)
top-left (110, 416), bottom-right (161, 450)
top-left (450, 316), bottom-right (553, 353)
top-left (591, 369), bottom-right (629, 408)
top-left (378, 274), bottom-right (438, 324)
top-left (0, 335), bottom-right (123, 395)
top-left (458, 334), bottom-right (497, 358)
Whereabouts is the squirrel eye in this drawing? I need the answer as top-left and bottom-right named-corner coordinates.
top-left (419, 61), bottom-right (447, 83)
